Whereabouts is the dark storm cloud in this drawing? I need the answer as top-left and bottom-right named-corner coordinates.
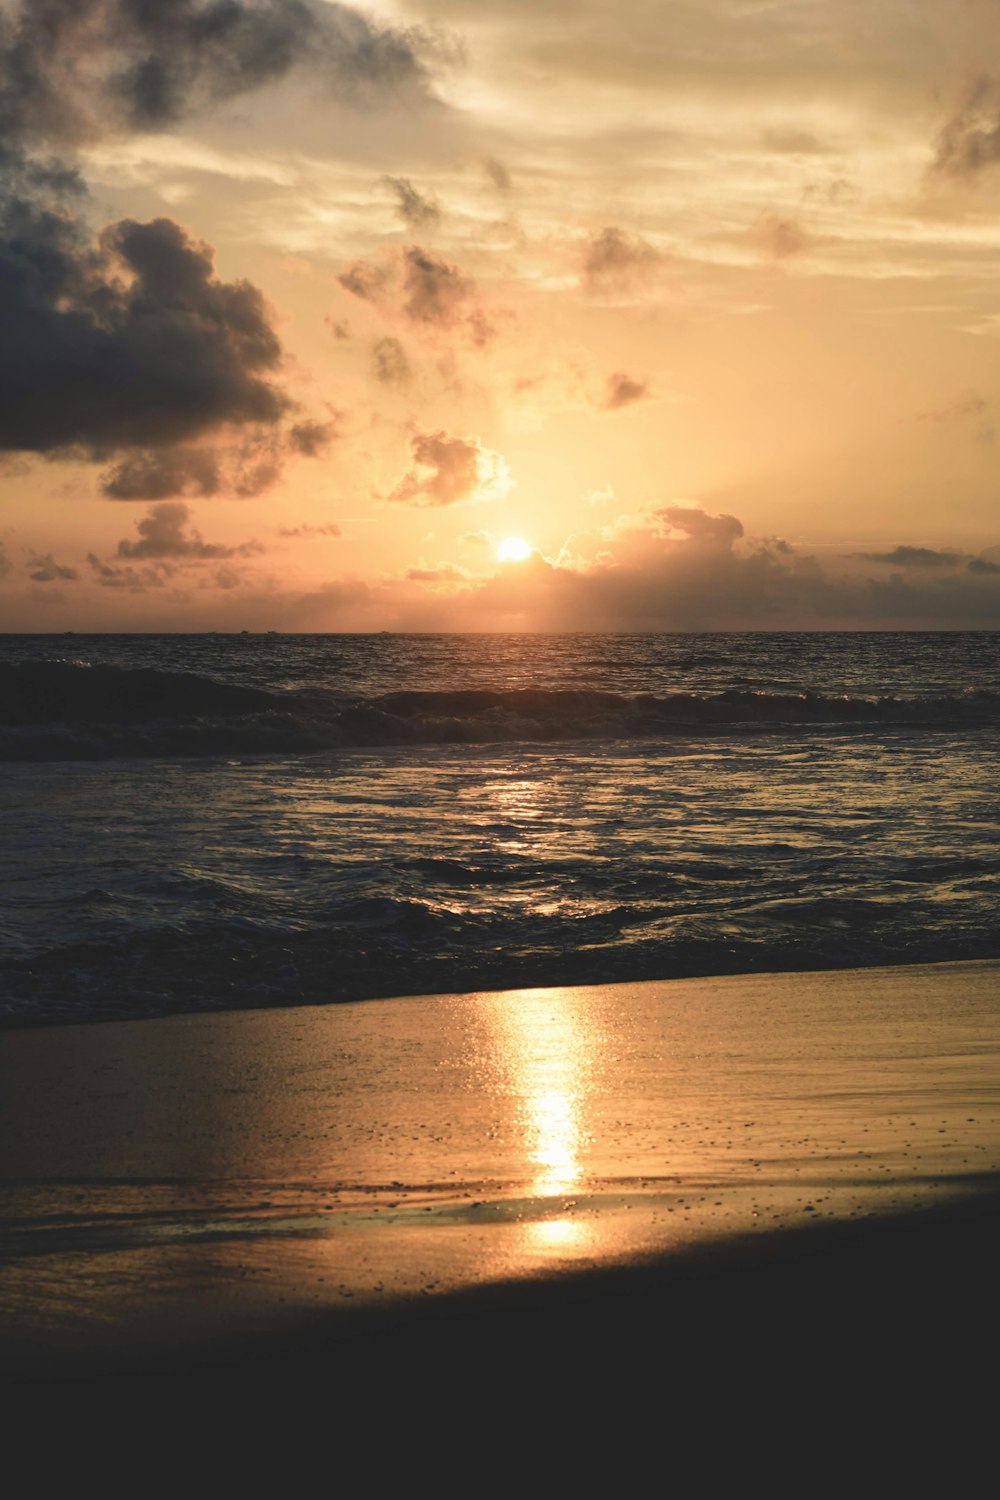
top-left (0, 2), bottom-right (426, 472)
top-left (372, 335), bottom-right (412, 385)
top-left (932, 76), bottom-right (1000, 179)
top-left (0, 1), bottom-right (431, 149)
top-left (115, 499), bottom-right (261, 559)
top-left (0, 204), bottom-right (288, 455)
top-left (602, 372), bottom-right (650, 411)
top-left (383, 176), bottom-right (440, 228)
top-left (859, 546), bottom-right (960, 569)
top-left (968, 557), bottom-right (1000, 575)
top-left (27, 552), bottom-right (78, 582)
top-left (582, 226), bottom-right (660, 292)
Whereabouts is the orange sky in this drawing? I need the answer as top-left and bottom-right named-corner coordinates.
top-left (2, 0), bottom-right (1000, 630)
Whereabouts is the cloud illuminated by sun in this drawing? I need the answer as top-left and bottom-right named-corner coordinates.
top-left (497, 536), bottom-right (532, 562)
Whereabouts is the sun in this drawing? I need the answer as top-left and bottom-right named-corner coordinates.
top-left (497, 536), bottom-right (532, 563)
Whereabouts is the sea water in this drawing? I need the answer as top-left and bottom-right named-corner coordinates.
top-left (1, 631), bottom-right (998, 1024)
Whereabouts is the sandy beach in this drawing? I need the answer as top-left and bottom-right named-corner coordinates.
top-left (3, 958), bottom-right (998, 1426)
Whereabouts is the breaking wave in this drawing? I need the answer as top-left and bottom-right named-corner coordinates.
top-left (2, 660), bottom-right (999, 761)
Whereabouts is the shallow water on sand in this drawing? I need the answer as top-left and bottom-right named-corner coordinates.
top-left (2, 632), bottom-right (998, 1023)
top-left (2, 963), bottom-right (997, 1374)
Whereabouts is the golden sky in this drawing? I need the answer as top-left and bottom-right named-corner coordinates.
top-left (2, 0), bottom-right (1000, 629)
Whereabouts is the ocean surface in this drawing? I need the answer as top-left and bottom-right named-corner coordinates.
top-left (2, 631), bottom-right (998, 1025)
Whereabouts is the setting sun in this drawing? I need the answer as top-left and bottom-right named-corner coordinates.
top-left (497, 536), bottom-right (532, 563)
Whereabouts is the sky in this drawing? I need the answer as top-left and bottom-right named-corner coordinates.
top-left (2, 0), bottom-right (1000, 631)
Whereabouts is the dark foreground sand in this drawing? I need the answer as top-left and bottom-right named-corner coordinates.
top-left (2, 961), bottom-right (997, 1470)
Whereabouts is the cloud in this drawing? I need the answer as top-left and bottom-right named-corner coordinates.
top-left (456, 507), bottom-right (1000, 631)
top-left (0, 206), bottom-right (288, 455)
top-left (582, 226), bottom-right (660, 292)
top-left (372, 336), bottom-right (412, 385)
top-left (383, 175), bottom-right (440, 228)
top-left (401, 245), bottom-right (473, 326)
top-left (969, 557), bottom-right (1000, 575)
top-left (277, 523), bottom-right (342, 538)
top-left (761, 126), bottom-right (829, 155)
top-left (404, 562), bottom-right (467, 583)
top-left (27, 552), bottom-right (79, 583)
top-left (338, 260), bottom-right (388, 302)
top-left (483, 156), bottom-right (512, 192)
top-left (86, 552), bottom-right (166, 591)
top-left (603, 372), bottom-right (650, 411)
top-left (0, 1), bottom-right (433, 150)
top-left (0, 3), bottom-right (435, 468)
top-left (115, 500), bottom-right (261, 560)
top-left (326, 317), bottom-right (351, 339)
top-left (387, 430), bottom-right (513, 507)
top-left (932, 76), bottom-right (1000, 179)
top-left (657, 504), bottom-right (744, 548)
top-left (859, 546), bottom-right (961, 569)
top-left (749, 213), bottom-right (809, 260)
top-left (0, 541), bottom-right (10, 580)
top-left (100, 420), bottom-right (335, 499)
top-left (337, 246), bottom-right (493, 345)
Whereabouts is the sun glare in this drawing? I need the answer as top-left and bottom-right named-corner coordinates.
top-left (497, 536), bottom-right (532, 563)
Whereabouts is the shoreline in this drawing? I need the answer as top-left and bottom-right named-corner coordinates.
top-left (5, 948), bottom-right (1000, 1032)
top-left (3, 958), bottom-right (998, 1386)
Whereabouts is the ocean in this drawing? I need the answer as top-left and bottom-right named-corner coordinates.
top-left (2, 631), bottom-right (998, 1025)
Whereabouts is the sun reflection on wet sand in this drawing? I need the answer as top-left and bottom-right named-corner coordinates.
top-left (479, 988), bottom-right (598, 1199)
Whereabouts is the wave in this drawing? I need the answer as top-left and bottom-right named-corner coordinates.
top-left (2, 660), bottom-right (999, 761)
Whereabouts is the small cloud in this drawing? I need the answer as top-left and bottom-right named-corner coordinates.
top-left (603, 373), bottom-right (651, 411)
top-left (461, 529), bottom-right (494, 547)
top-left (750, 213), bottom-right (810, 260)
top-left (87, 553), bottom-right (166, 592)
top-left (326, 318), bottom-right (351, 340)
top-left (404, 563), bottom-right (468, 584)
top-left (288, 419), bottom-right (335, 457)
top-left (761, 127), bottom-right (830, 155)
top-left (582, 227), bottom-right (660, 293)
top-left (969, 557), bottom-right (1000, 575)
top-left (657, 505), bottom-right (744, 549)
top-left (27, 553), bottom-right (79, 583)
top-left (383, 176), bottom-right (441, 228)
top-left (483, 156), bottom-right (512, 192)
top-left (372, 336), bottom-right (412, 386)
top-left (115, 501), bottom-right (262, 561)
top-left (932, 75), bottom-right (1000, 179)
top-left (338, 260), bottom-right (388, 302)
top-left (858, 546), bottom-right (960, 569)
top-left (277, 523), bottom-right (342, 539)
top-left (387, 430), bottom-right (513, 508)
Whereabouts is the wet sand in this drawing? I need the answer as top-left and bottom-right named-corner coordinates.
top-left (2, 960), bottom-right (998, 1464)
